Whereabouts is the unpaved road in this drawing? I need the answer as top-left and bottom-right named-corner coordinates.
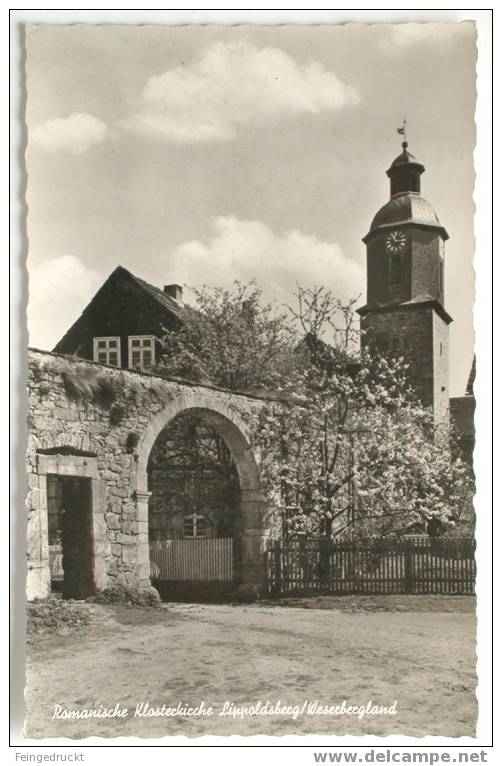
top-left (25, 596), bottom-right (477, 739)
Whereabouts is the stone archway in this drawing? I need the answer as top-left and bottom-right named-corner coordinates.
top-left (133, 392), bottom-right (267, 596)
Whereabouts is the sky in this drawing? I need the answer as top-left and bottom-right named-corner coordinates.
top-left (24, 22), bottom-right (477, 396)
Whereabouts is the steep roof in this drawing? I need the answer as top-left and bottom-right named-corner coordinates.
top-left (119, 267), bottom-right (188, 321)
top-left (53, 265), bottom-right (191, 354)
top-left (296, 333), bottom-right (360, 377)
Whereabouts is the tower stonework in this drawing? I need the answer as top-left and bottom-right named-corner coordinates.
top-left (357, 142), bottom-right (452, 424)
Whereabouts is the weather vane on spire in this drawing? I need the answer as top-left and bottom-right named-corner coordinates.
top-left (397, 116), bottom-right (407, 148)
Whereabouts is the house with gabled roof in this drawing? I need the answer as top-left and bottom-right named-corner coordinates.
top-left (53, 265), bottom-right (188, 371)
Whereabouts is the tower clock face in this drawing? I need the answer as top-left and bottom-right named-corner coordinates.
top-left (385, 229), bottom-right (407, 253)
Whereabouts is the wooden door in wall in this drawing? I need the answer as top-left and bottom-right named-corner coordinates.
top-left (50, 475), bottom-right (96, 600)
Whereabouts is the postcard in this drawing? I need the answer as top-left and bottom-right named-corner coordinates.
top-left (17, 18), bottom-right (484, 743)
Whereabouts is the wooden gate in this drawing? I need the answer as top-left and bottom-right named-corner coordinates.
top-left (150, 538), bottom-right (234, 583)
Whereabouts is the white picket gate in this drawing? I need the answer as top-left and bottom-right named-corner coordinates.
top-left (149, 538), bottom-right (233, 582)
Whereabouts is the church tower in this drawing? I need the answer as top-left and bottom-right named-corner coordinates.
top-left (357, 139), bottom-right (452, 424)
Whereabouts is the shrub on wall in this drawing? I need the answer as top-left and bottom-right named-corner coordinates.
top-left (31, 359), bottom-right (45, 383)
top-left (92, 585), bottom-right (161, 608)
top-left (109, 403), bottom-right (127, 425)
top-left (60, 363), bottom-right (104, 403)
top-left (126, 431), bottom-right (140, 453)
top-left (57, 360), bottom-right (119, 409)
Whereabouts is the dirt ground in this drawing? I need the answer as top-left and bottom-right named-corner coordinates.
top-left (24, 595), bottom-right (477, 740)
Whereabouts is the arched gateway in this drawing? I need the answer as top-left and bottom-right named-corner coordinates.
top-left (134, 393), bottom-right (267, 597)
top-left (26, 350), bottom-right (270, 600)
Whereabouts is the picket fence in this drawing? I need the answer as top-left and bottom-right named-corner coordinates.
top-left (149, 538), bottom-right (234, 582)
top-left (265, 536), bottom-right (476, 595)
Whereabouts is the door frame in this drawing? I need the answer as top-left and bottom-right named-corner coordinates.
top-left (34, 453), bottom-right (107, 597)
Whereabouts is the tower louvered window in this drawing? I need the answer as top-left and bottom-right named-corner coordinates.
top-left (389, 254), bottom-right (402, 288)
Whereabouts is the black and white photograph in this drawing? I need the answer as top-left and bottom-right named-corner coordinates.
top-left (12, 12), bottom-right (492, 747)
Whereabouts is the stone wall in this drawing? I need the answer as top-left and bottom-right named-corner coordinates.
top-left (361, 307), bottom-right (435, 414)
top-left (410, 228), bottom-right (444, 307)
top-left (26, 349), bottom-right (269, 600)
top-left (432, 309), bottom-right (450, 424)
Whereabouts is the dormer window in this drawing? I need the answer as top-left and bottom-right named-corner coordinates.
top-left (128, 335), bottom-right (155, 369)
top-left (93, 337), bottom-right (121, 367)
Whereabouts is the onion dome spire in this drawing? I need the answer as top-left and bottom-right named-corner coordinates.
top-left (386, 118), bottom-right (425, 196)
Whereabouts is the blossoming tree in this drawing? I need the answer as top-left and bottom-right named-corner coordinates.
top-left (157, 282), bottom-right (473, 539)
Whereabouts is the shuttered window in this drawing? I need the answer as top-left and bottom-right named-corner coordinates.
top-left (389, 254), bottom-right (402, 288)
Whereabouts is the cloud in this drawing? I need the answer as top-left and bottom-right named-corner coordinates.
top-left (28, 255), bottom-right (102, 349)
top-left (124, 40), bottom-right (360, 143)
top-left (30, 112), bottom-right (108, 154)
top-left (27, 224), bottom-right (363, 351)
top-left (379, 22), bottom-right (470, 56)
top-left (166, 216), bottom-right (364, 307)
